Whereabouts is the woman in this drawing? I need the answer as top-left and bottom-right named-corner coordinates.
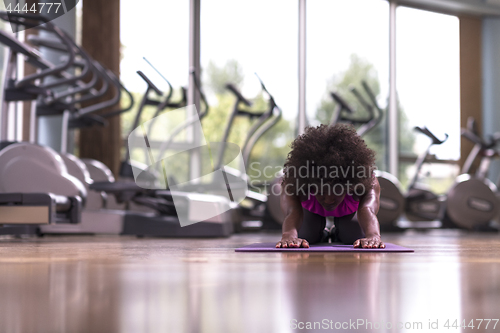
top-left (276, 124), bottom-right (385, 249)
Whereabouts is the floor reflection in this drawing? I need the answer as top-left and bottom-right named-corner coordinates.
top-left (118, 258), bottom-right (289, 333)
top-left (0, 261), bottom-right (121, 333)
top-left (281, 253), bottom-right (382, 330)
top-left (0, 233), bottom-right (497, 333)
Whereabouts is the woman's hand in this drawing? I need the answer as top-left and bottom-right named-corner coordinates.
top-left (353, 235), bottom-right (385, 249)
top-left (276, 236), bottom-right (309, 248)
top-left (356, 177), bottom-right (384, 249)
top-left (277, 186), bottom-right (306, 248)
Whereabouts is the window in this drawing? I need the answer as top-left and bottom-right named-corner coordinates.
top-left (200, 0), bottom-right (297, 184)
top-left (120, 0), bottom-right (189, 137)
top-left (308, 0), bottom-right (390, 171)
top-left (120, 0), bottom-right (190, 181)
top-left (396, 7), bottom-right (460, 193)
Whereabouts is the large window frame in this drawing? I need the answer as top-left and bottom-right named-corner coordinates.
top-left (142, 0), bottom-right (497, 179)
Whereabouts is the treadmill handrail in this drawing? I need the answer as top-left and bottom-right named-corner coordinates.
top-left (0, 30), bottom-right (100, 98)
top-left (100, 70), bottom-right (135, 118)
top-left (0, 12), bottom-right (76, 87)
top-left (26, 34), bottom-right (94, 94)
top-left (77, 62), bottom-right (121, 116)
top-left (0, 13), bottom-right (103, 99)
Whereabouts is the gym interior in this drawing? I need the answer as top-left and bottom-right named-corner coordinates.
top-left (0, 0), bottom-right (500, 332)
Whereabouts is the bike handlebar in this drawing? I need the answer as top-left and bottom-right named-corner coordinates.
top-left (226, 83), bottom-right (252, 107)
top-left (350, 86), bottom-right (373, 117)
top-left (330, 91), bottom-right (355, 114)
top-left (137, 71), bottom-right (163, 96)
top-left (415, 126), bottom-right (448, 145)
top-left (461, 128), bottom-right (500, 150)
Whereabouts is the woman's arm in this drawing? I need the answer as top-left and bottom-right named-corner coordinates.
top-left (353, 176), bottom-right (385, 248)
top-left (275, 186), bottom-right (309, 248)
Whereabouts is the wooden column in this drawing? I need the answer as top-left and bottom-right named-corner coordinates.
top-left (459, 16), bottom-right (482, 170)
top-left (80, 0), bottom-right (121, 176)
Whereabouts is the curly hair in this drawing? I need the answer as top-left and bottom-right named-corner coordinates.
top-left (282, 124), bottom-right (376, 199)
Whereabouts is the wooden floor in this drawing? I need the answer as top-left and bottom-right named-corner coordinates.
top-left (0, 230), bottom-right (499, 333)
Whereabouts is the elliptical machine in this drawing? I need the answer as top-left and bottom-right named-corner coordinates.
top-left (0, 12), bottom-right (132, 233)
top-left (225, 77), bottom-right (283, 230)
top-left (158, 75), bottom-right (283, 231)
top-left (329, 82), bottom-right (406, 229)
top-left (90, 68), bottom-right (236, 237)
top-left (0, 13), bottom-right (94, 234)
top-left (320, 81), bottom-right (449, 229)
top-left (266, 81), bottom-right (385, 227)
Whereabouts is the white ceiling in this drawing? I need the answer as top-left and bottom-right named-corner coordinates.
top-left (395, 0), bottom-right (500, 16)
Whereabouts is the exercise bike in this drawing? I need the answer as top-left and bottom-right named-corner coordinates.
top-left (402, 127), bottom-right (449, 224)
top-left (443, 117), bottom-right (500, 230)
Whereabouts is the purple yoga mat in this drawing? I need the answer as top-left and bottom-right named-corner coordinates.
top-left (235, 242), bottom-right (413, 253)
